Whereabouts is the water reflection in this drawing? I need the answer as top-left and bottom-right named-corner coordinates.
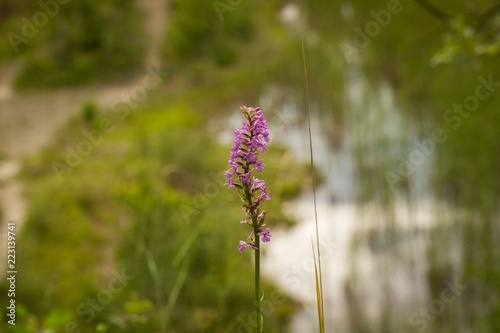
top-left (258, 66), bottom-right (463, 331)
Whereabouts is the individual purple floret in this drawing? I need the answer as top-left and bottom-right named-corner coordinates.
top-left (239, 241), bottom-right (249, 253)
top-left (258, 228), bottom-right (271, 242)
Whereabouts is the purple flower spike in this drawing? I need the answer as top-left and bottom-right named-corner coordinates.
top-left (225, 106), bottom-right (271, 253)
top-left (225, 106), bottom-right (270, 190)
top-left (226, 106), bottom-right (271, 331)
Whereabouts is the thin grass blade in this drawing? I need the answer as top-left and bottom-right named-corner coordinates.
top-left (301, 30), bottom-right (326, 332)
top-left (312, 240), bottom-right (325, 333)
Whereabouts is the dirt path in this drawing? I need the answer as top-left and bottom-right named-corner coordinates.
top-left (0, 0), bottom-right (168, 274)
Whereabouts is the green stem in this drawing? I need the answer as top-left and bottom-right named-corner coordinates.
top-left (243, 165), bottom-right (263, 332)
top-left (253, 219), bottom-right (262, 332)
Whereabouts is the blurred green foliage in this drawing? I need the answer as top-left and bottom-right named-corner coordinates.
top-left (164, 0), bottom-right (254, 66)
top-left (82, 100), bottom-right (99, 124)
top-left (5, 0), bottom-right (145, 88)
top-left (0, 95), bottom-right (305, 331)
top-left (0, 1), bottom-right (35, 61)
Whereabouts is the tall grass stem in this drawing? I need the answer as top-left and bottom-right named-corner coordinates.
top-left (301, 30), bottom-right (325, 332)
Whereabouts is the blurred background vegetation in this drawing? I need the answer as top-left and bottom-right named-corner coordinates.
top-left (0, 0), bottom-right (499, 332)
